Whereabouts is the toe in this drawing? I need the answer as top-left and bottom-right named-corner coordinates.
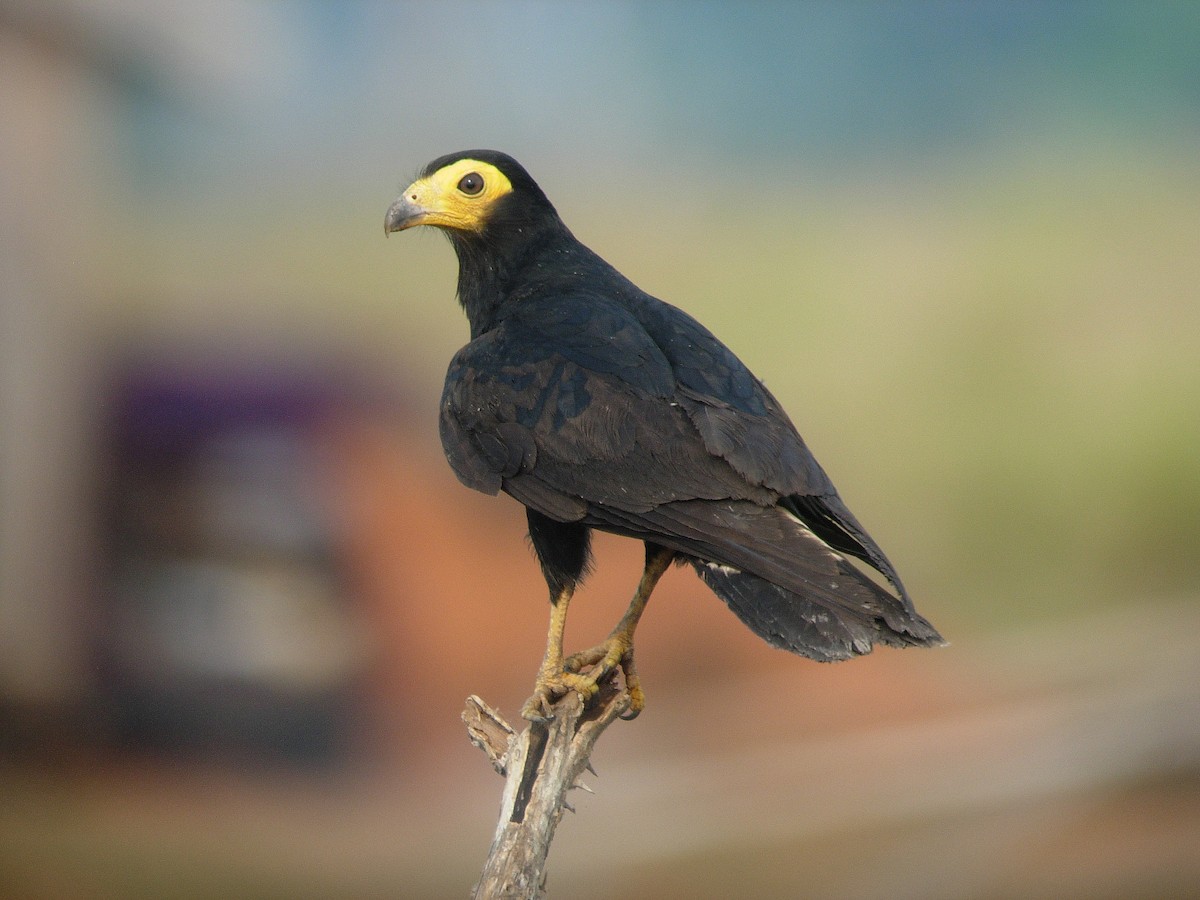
top-left (563, 646), bottom-right (605, 673)
top-left (521, 670), bottom-right (600, 721)
top-left (521, 690), bottom-right (555, 722)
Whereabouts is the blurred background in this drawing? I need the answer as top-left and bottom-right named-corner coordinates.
top-left (2, 2), bottom-right (1198, 897)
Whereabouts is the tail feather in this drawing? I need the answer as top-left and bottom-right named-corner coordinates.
top-left (587, 497), bottom-right (943, 661)
top-left (695, 561), bottom-right (942, 662)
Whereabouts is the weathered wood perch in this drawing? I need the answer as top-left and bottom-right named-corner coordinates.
top-left (463, 678), bottom-right (631, 899)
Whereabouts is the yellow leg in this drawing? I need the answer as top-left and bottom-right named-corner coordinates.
top-left (522, 546), bottom-right (675, 722)
top-left (564, 545), bottom-right (675, 720)
top-left (539, 584), bottom-right (573, 676)
top-left (521, 584), bottom-right (601, 722)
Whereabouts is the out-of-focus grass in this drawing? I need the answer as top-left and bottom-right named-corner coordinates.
top-left (101, 146), bottom-right (1200, 632)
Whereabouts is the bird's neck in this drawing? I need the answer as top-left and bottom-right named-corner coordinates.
top-left (449, 222), bottom-right (574, 339)
top-left (451, 236), bottom-right (513, 338)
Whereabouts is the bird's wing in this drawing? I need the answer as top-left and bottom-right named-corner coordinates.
top-left (628, 293), bottom-right (913, 599)
top-left (439, 296), bottom-right (768, 520)
top-left (440, 291), bottom-right (910, 604)
top-left (439, 293), bottom-right (781, 519)
top-left (626, 293), bottom-right (836, 497)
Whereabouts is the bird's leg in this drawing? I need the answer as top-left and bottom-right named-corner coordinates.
top-left (564, 544), bottom-right (675, 720)
top-left (521, 584), bottom-right (601, 722)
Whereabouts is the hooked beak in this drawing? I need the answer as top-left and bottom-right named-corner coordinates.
top-left (384, 193), bottom-right (427, 236)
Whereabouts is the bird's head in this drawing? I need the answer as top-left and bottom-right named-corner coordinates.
top-left (384, 150), bottom-right (556, 241)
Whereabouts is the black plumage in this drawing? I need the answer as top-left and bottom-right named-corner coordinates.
top-left (385, 150), bottom-right (942, 719)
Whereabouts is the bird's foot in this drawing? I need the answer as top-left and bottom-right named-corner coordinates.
top-left (520, 669), bottom-right (601, 723)
top-left (564, 636), bottom-right (645, 721)
top-left (520, 636), bottom-right (645, 722)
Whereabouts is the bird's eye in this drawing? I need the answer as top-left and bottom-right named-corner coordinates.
top-left (458, 172), bottom-right (484, 195)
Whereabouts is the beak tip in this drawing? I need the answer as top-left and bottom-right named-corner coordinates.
top-left (384, 194), bottom-right (422, 237)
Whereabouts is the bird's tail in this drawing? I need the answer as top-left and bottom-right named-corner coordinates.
top-left (593, 496), bottom-right (942, 662)
top-left (694, 560), bottom-right (942, 662)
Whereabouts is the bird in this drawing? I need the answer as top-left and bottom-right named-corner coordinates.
top-left (385, 150), bottom-right (943, 722)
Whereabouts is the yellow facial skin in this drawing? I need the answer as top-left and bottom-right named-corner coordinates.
top-left (385, 159), bottom-right (514, 235)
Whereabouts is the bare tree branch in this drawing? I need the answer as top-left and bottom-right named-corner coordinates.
top-left (464, 679), bottom-right (630, 899)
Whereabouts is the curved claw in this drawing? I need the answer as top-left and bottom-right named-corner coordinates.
top-left (521, 690), bottom-right (555, 723)
top-left (619, 655), bottom-right (645, 720)
top-left (520, 670), bottom-right (600, 722)
top-left (559, 636), bottom-right (647, 720)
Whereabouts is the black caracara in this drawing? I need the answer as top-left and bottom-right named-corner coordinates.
top-left (385, 150), bottom-right (942, 721)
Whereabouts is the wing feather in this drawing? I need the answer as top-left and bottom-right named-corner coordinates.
top-left (438, 290), bottom-right (918, 632)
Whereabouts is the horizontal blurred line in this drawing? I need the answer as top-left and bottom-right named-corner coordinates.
top-left (564, 599), bottom-right (1200, 864)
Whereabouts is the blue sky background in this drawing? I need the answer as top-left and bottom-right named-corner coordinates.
top-left (117, 2), bottom-right (1200, 193)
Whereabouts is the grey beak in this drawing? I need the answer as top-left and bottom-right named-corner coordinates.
top-left (384, 194), bottom-right (425, 235)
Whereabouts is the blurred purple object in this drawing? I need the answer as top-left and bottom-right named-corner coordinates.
top-left (95, 359), bottom-right (371, 766)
